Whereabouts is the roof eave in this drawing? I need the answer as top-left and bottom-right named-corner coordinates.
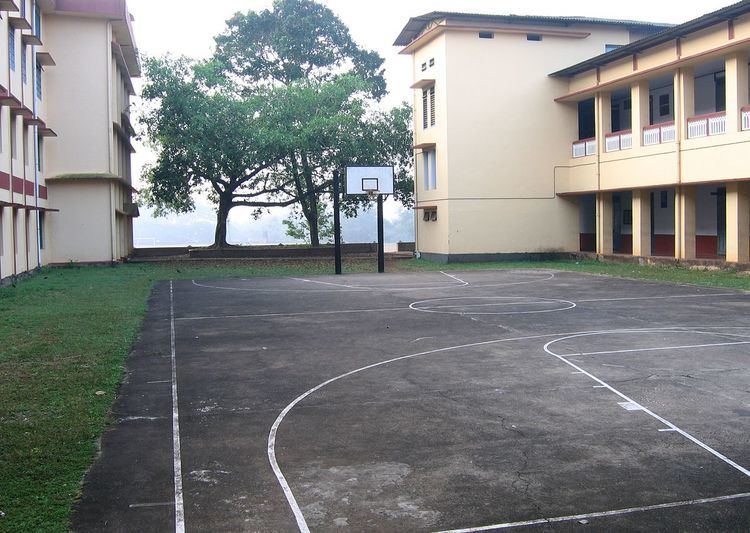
top-left (551, 0), bottom-right (750, 77)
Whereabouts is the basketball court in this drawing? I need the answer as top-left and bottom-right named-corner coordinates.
top-left (72, 269), bottom-right (750, 532)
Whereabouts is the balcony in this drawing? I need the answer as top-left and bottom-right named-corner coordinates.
top-left (687, 112), bottom-right (726, 139)
top-left (604, 130), bottom-right (632, 153)
top-left (643, 122), bottom-right (676, 146)
top-left (742, 106), bottom-right (750, 132)
top-left (572, 137), bottom-right (596, 158)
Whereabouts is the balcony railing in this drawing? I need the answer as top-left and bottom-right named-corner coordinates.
top-left (742, 106), bottom-right (750, 131)
top-left (687, 112), bottom-right (726, 139)
top-left (604, 130), bottom-right (632, 153)
top-left (572, 137), bottom-right (596, 158)
top-left (643, 122), bottom-right (675, 146)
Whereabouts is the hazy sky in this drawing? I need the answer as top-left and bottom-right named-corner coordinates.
top-left (127, 0), bottom-right (731, 245)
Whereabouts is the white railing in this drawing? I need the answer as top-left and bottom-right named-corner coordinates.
top-left (661, 123), bottom-right (676, 142)
top-left (620, 131), bottom-right (633, 150)
top-left (604, 130), bottom-right (632, 152)
top-left (687, 112), bottom-right (726, 139)
top-left (572, 137), bottom-right (596, 158)
top-left (741, 106), bottom-right (750, 131)
top-left (643, 122), bottom-right (675, 146)
top-left (586, 138), bottom-right (596, 156)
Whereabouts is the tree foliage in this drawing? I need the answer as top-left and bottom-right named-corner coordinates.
top-left (215, 0), bottom-right (386, 98)
top-left (139, 57), bottom-right (281, 247)
top-left (140, 0), bottom-right (414, 247)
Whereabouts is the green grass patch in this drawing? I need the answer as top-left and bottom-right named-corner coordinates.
top-left (0, 256), bottom-right (747, 531)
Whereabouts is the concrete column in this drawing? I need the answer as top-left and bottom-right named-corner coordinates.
top-left (632, 189), bottom-right (651, 256)
top-left (675, 186), bottom-right (696, 260)
top-left (726, 181), bottom-right (750, 263)
top-left (631, 80), bottom-right (650, 146)
top-left (677, 68), bottom-right (694, 140)
top-left (597, 92), bottom-right (612, 154)
top-left (597, 192), bottom-right (613, 255)
top-left (725, 52), bottom-right (749, 132)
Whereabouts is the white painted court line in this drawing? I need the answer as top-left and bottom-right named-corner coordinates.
top-left (268, 326), bottom-right (750, 531)
top-left (129, 502), bottom-right (174, 509)
top-left (562, 340), bottom-right (750, 358)
top-left (440, 271), bottom-right (469, 286)
top-left (169, 282), bottom-right (186, 533)
top-left (434, 492), bottom-right (750, 532)
top-left (268, 330), bottom-right (597, 533)
top-left (544, 332), bottom-right (750, 478)
top-left (174, 306), bottom-right (411, 321)
top-left (410, 296), bottom-right (576, 316)
top-left (191, 270), bottom-right (555, 293)
top-left (288, 277), bottom-right (365, 290)
top-left (577, 293), bottom-right (739, 303)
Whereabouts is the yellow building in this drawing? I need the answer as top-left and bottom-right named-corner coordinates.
top-left (397, 3), bottom-right (750, 264)
top-left (0, 0), bottom-right (138, 282)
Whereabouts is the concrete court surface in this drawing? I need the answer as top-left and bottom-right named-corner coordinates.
top-left (71, 269), bottom-right (750, 532)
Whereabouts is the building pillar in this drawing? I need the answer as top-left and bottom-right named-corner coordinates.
top-left (597, 192), bottom-right (613, 255)
top-left (631, 80), bottom-right (650, 146)
top-left (675, 186), bottom-right (696, 259)
top-left (632, 189), bottom-right (651, 256)
top-left (725, 51), bottom-right (749, 132)
top-left (677, 67), bottom-right (694, 140)
top-left (726, 181), bottom-right (750, 263)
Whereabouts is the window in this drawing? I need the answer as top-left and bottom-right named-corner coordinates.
top-left (12, 209), bottom-right (18, 254)
top-left (21, 44), bottom-right (27, 84)
top-left (36, 137), bottom-right (42, 172)
top-left (429, 86), bottom-right (435, 127)
top-left (660, 190), bottom-right (668, 209)
top-left (578, 98), bottom-right (595, 140)
top-left (421, 62), bottom-right (427, 72)
top-left (715, 72), bottom-right (726, 112)
top-left (428, 58), bottom-right (435, 67)
top-left (605, 44), bottom-right (622, 53)
top-left (421, 86), bottom-right (435, 129)
top-left (478, 31), bottom-right (494, 39)
top-left (35, 64), bottom-right (42, 100)
top-left (8, 30), bottom-right (15, 72)
top-left (11, 120), bottom-right (17, 160)
top-left (38, 211), bottom-right (45, 250)
top-left (20, 0), bottom-right (25, 18)
top-left (23, 125), bottom-right (29, 166)
top-left (527, 34), bottom-right (542, 41)
top-left (422, 149), bottom-right (437, 190)
top-left (34, 4), bottom-right (41, 38)
top-left (659, 94), bottom-right (670, 117)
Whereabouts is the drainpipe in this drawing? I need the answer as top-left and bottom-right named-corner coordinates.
top-left (32, 0), bottom-right (40, 269)
top-left (8, 24), bottom-right (16, 277)
top-left (675, 67), bottom-right (683, 259)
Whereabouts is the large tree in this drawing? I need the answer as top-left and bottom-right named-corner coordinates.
top-left (212, 0), bottom-right (411, 245)
top-left (139, 57), bottom-right (286, 247)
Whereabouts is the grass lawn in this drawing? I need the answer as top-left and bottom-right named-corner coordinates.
top-left (0, 256), bottom-right (748, 531)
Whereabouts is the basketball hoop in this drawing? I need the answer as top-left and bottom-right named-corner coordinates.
top-left (344, 166), bottom-right (395, 273)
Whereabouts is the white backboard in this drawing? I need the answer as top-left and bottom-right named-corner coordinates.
top-left (345, 166), bottom-right (394, 195)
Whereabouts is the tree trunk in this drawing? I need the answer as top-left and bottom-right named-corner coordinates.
top-left (307, 192), bottom-right (320, 247)
top-left (300, 154), bottom-right (320, 246)
top-left (213, 195), bottom-right (232, 248)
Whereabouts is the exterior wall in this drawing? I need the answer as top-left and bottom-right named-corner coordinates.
top-left (411, 23), bottom-right (632, 256)
top-left (43, 15), bottom-right (110, 176)
top-left (46, 180), bottom-right (112, 262)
